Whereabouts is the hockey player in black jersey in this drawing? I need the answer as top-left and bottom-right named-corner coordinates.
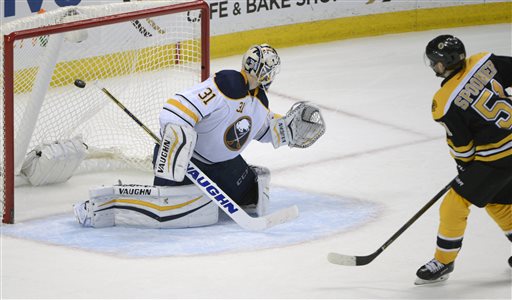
top-left (416, 35), bottom-right (512, 285)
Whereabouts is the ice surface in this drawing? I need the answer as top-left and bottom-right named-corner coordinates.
top-left (1, 24), bottom-right (511, 299)
top-left (2, 187), bottom-right (377, 257)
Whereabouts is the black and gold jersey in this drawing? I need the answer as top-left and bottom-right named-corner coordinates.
top-left (432, 52), bottom-right (512, 169)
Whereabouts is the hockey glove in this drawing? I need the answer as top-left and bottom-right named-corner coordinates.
top-left (271, 101), bottom-right (326, 148)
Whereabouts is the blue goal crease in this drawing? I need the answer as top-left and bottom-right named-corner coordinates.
top-left (1, 187), bottom-right (379, 257)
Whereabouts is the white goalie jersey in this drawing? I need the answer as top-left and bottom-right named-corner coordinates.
top-left (159, 70), bottom-right (275, 164)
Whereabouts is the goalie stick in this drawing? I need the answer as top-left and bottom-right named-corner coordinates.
top-left (123, 0), bottom-right (166, 37)
top-left (75, 79), bottom-right (299, 231)
top-left (327, 179), bottom-right (454, 266)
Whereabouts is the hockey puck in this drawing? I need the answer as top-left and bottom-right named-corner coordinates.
top-left (74, 79), bottom-right (86, 88)
top-left (508, 256), bottom-right (512, 268)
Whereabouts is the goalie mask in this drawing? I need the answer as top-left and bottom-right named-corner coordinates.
top-left (242, 44), bottom-right (281, 90)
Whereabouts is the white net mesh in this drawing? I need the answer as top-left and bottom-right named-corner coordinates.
top-left (1, 0), bottom-right (208, 222)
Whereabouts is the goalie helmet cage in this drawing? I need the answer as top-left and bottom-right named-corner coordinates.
top-left (1, 0), bottom-right (210, 224)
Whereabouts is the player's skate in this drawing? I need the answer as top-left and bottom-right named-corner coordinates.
top-left (73, 200), bottom-right (92, 227)
top-left (415, 258), bottom-right (454, 285)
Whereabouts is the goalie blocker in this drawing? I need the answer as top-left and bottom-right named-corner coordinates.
top-left (154, 123), bottom-right (197, 182)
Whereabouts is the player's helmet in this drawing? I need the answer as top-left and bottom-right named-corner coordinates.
top-left (242, 44), bottom-right (281, 90)
top-left (425, 35), bottom-right (466, 77)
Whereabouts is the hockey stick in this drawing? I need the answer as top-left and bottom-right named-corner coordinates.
top-left (74, 79), bottom-right (299, 231)
top-left (327, 179), bottom-right (454, 266)
top-left (123, 0), bottom-right (166, 37)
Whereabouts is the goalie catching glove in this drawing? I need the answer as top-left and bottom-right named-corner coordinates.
top-left (154, 123), bottom-right (197, 182)
top-left (271, 101), bottom-right (326, 148)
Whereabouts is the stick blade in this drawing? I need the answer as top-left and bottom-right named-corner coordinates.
top-left (237, 205), bottom-right (299, 231)
top-left (327, 252), bottom-right (357, 266)
top-left (264, 205), bottom-right (299, 229)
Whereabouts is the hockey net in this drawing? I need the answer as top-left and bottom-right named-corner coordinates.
top-left (1, 0), bottom-right (210, 223)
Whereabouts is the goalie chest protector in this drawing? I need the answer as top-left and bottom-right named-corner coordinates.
top-left (162, 70), bottom-right (271, 164)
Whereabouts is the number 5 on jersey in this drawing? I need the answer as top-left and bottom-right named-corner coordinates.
top-left (472, 80), bottom-right (512, 130)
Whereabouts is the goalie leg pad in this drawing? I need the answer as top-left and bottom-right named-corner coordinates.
top-left (21, 136), bottom-right (87, 186)
top-left (243, 166), bottom-right (271, 216)
top-left (78, 184), bottom-right (218, 228)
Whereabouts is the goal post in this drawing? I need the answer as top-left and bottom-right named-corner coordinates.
top-left (1, 0), bottom-right (210, 224)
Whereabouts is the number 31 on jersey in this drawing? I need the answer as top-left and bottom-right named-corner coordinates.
top-left (198, 87), bottom-right (215, 105)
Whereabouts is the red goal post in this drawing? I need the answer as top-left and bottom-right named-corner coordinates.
top-left (1, 0), bottom-right (210, 224)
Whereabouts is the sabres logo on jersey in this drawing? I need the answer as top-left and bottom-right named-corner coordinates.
top-left (224, 116), bottom-right (252, 151)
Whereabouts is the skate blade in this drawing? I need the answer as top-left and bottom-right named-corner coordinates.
top-left (414, 274), bottom-right (450, 285)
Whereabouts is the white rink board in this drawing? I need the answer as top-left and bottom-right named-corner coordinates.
top-left (2, 0), bottom-right (508, 35)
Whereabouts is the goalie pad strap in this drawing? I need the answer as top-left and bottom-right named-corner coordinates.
top-left (154, 123), bottom-right (197, 182)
